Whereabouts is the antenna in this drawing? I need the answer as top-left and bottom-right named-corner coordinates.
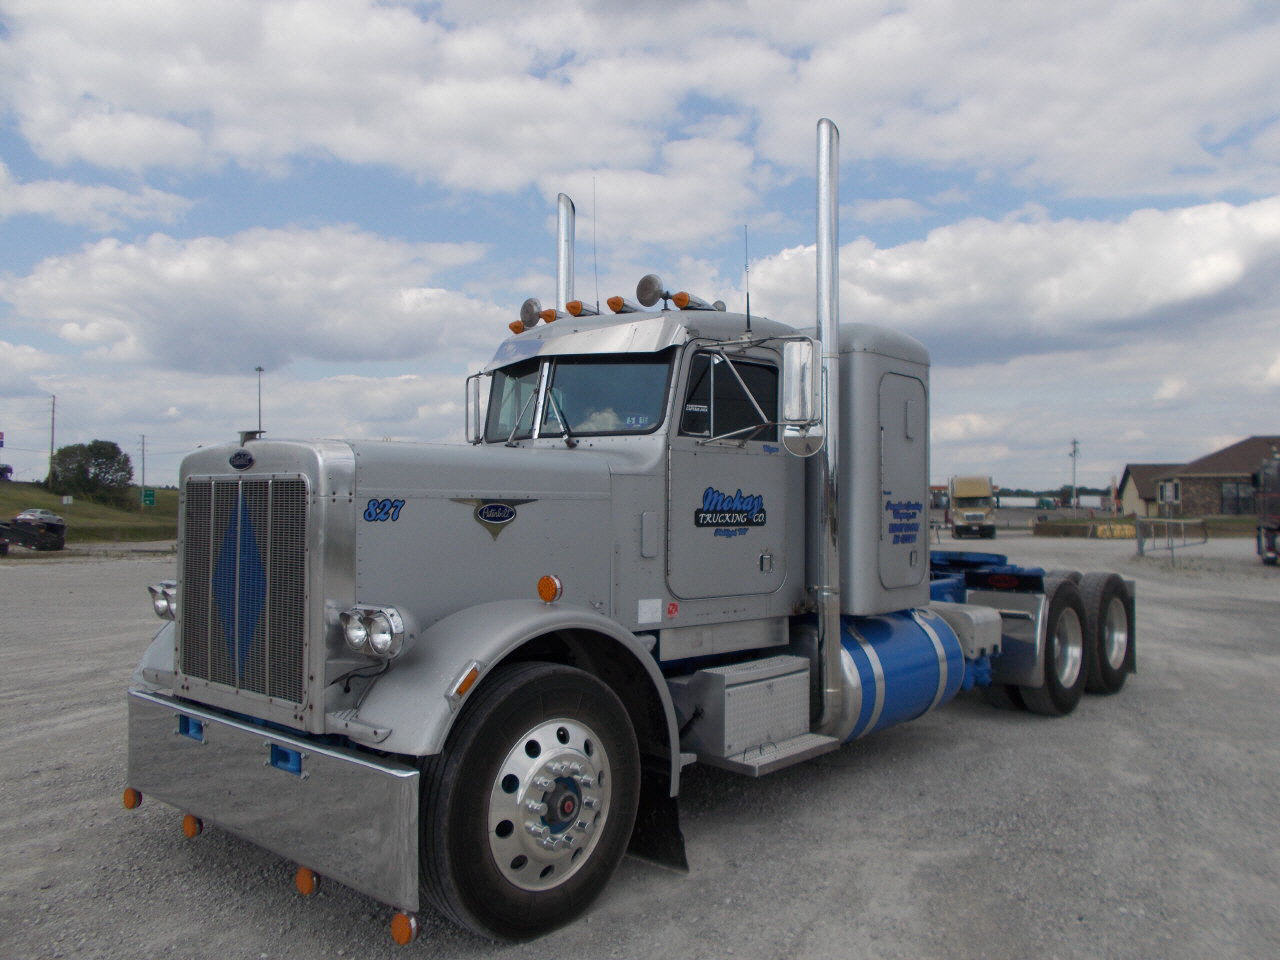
top-left (743, 225), bottom-right (751, 332)
top-left (592, 176), bottom-right (600, 312)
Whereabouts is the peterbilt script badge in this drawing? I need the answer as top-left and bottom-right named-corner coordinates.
top-left (229, 449), bottom-right (255, 470)
top-left (451, 498), bottom-right (536, 540)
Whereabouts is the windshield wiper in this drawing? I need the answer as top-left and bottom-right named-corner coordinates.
top-left (545, 391), bottom-right (578, 448)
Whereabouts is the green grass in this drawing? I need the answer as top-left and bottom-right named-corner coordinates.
top-left (0, 481), bottom-right (177, 543)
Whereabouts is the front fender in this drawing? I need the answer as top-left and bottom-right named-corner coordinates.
top-left (351, 600), bottom-right (683, 792)
top-left (131, 621), bottom-right (176, 691)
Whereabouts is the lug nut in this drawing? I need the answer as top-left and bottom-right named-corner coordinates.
top-left (524, 821), bottom-right (549, 838)
top-left (524, 800), bottom-right (548, 816)
top-left (532, 776), bottom-right (555, 791)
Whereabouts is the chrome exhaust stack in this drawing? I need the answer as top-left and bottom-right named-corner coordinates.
top-left (813, 117), bottom-right (845, 737)
top-left (557, 193), bottom-right (575, 313)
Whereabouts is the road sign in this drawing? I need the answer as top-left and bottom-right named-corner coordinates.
top-left (0, 430), bottom-right (5, 447)
top-left (142, 488), bottom-right (156, 507)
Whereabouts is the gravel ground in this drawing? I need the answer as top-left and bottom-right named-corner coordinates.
top-left (1, 534), bottom-right (1276, 959)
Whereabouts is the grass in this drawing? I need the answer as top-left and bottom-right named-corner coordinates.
top-left (0, 481), bottom-right (177, 543)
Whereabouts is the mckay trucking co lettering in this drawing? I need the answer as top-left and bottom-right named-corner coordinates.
top-left (696, 486), bottom-right (767, 528)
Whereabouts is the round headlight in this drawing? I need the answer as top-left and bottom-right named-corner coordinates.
top-left (367, 613), bottom-right (395, 655)
top-left (342, 612), bottom-right (369, 651)
top-left (151, 591), bottom-right (169, 618)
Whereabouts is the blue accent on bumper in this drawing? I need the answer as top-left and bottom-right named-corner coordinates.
top-left (269, 743), bottom-right (303, 776)
top-left (178, 715), bottom-right (205, 742)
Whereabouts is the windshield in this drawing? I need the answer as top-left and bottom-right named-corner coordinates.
top-left (954, 496), bottom-right (994, 509)
top-left (485, 353), bottom-right (673, 442)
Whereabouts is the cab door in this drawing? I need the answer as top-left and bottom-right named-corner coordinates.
top-left (666, 349), bottom-right (793, 599)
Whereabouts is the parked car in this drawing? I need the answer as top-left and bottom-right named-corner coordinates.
top-left (14, 507), bottom-right (64, 525)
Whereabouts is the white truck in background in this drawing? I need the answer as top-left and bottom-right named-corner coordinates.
top-left (949, 475), bottom-right (997, 539)
top-left (123, 120), bottom-right (1137, 944)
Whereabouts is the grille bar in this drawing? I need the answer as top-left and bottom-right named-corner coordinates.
top-left (181, 477), bottom-right (308, 704)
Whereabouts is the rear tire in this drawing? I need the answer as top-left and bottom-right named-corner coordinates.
top-left (1021, 577), bottom-right (1088, 716)
top-left (1081, 573), bottom-right (1134, 694)
top-left (419, 661), bottom-right (640, 941)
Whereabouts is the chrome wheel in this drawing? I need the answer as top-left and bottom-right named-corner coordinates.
top-left (1052, 606), bottom-right (1084, 688)
top-left (1102, 596), bottom-right (1129, 670)
top-left (487, 718), bottom-right (612, 892)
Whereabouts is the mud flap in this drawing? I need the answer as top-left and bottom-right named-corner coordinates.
top-left (626, 757), bottom-right (688, 872)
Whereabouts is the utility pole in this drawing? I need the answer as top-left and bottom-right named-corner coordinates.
top-left (1069, 438), bottom-right (1080, 509)
top-left (255, 366), bottom-right (265, 433)
top-left (47, 394), bottom-right (56, 486)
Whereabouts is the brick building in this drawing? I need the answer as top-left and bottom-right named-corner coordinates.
top-left (1154, 436), bottom-right (1280, 517)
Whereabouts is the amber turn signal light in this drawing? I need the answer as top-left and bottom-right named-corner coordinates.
top-left (122, 787), bottom-right (142, 809)
top-left (391, 912), bottom-right (420, 945)
top-left (295, 866), bottom-right (320, 896)
top-left (537, 574), bottom-right (563, 603)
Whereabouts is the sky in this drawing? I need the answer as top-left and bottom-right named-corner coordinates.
top-left (2, 0), bottom-right (1279, 491)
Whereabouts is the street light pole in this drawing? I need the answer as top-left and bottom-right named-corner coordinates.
top-left (255, 366), bottom-right (264, 433)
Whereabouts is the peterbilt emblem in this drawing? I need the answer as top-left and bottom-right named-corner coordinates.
top-left (229, 449), bottom-right (255, 470)
top-left (451, 498), bottom-right (536, 540)
top-left (475, 503), bottom-right (517, 525)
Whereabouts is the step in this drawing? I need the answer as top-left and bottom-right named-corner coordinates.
top-left (699, 732), bottom-right (840, 777)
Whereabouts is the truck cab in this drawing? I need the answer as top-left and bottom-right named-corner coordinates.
top-left (949, 475), bottom-right (997, 539)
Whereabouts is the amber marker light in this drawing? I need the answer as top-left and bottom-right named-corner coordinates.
top-left (508, 320), bottom-right (525, 335)
top-left (122, 787), bottom-right (142, 809)
top-left (539, 308), bottom-right (557, 323)
top-left (566, 300), bottom-right (585, 316)
top-left (453, 664), bottom-right (480, 699)
top-left (673, 291), bottom-right (691, 308)
top-left (391, 912), bottom-right (420, 945)
top-left (537, 574), bottom-right (564, 603)
top-left (295, 866), bottom-right (319, 896)
top-left (607, 295), bottom-right (625, 312)
top-left (182, 814), bottom-right (203, 838)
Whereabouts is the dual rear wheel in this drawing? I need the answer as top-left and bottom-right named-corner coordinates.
top-left (986, 572), bottom-right (1133, 716)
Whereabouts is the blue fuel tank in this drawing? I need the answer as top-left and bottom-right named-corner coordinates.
top-left (840, 609), bottom-right (964, 741)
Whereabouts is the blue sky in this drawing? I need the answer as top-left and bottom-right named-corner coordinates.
top-left (2, 0), bottom-right (1279, 490)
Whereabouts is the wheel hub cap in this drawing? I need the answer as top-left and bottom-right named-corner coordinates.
top-left (487, 718), bottom-right (611, 891)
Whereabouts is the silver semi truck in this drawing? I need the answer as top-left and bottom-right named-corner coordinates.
top-left (124, 120), bottom-right (1137, 944)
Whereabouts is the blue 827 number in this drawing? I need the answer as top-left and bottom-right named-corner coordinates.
top-left (363, 498), bottom-right (405, 522)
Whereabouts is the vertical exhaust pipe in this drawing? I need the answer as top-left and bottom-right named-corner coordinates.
top-left (814, 118), bottom-right (845, 736)
top-left (557, 193), bottom-right (575, 312)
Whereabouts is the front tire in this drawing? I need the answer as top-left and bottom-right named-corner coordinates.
top-left (419, 661), bottom-right (640, 940)
top-left (1021, 577), bottom-right (1088, 716)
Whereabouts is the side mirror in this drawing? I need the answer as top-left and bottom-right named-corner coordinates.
top-left (781, 339), bottom-right (819, 424)
top-left (781, 339), bottom-right (824, 457)
top-left (465, 374), bottom-right (485, 444)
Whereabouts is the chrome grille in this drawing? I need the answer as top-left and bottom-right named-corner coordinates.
top-left (181, 477), bottom-right (308, 703)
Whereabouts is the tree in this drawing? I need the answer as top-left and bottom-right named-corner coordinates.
top-left (50, 440), bottom-right (134, 505)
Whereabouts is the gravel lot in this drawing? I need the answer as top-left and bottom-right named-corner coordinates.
top-left (1, 534), bottom-right (1276, 959)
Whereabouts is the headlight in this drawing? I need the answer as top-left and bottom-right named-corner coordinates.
top-left (340, 605), bottom-right (409, 659)
top-left (340, 611), bottom-right (368, 650)
top-left (148, 581), bottom-right (177, 620)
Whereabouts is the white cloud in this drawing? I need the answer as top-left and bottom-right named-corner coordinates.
top-left (744, 196), bottom-right (1280, 356)
top-left (0, 162), bottom-right (192, 230)
top-left (1153, 377), bottom-right (1187, 402)
top-left (1, 226), bottom-right (500, 372)
top-left (3, 0), bottom-right (1277, 205)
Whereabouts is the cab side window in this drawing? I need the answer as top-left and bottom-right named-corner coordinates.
top-left (679, 352), bottom-right (778, 442)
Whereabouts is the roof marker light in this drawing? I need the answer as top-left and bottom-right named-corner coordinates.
top-left (607, 296), bottom-right (641, 313)
top-left (508, 320), bottom-right (525, 334)
top-left (566, 300), bottom-right (600, 317)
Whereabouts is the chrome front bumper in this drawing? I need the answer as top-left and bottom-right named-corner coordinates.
top-left (127, 689), bottom-right (420, 910)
